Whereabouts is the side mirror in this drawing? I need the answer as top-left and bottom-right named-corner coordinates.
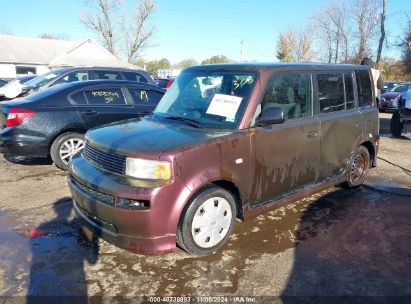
top-left (257, 107), bottom-right (285, 126)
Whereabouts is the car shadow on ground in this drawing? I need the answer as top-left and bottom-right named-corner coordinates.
top-left (26, 198), bottom-right (100, 303)
top-left (3, 154), bottom-right (53, 166)
top-left (280, 187), bottom-right (411, 304)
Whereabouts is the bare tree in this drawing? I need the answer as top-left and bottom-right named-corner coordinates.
top-left (353, 0), bottom-right (379, 61)
top-left (276, 25), bottom-right (315, 62)
top-left (81, 0), bottom-right (120, 56)
top-left (312, 1), bottom-right (350, 63)
top-left (122, 0), bottom-right (156, 63)
top-left (81, 0), bottom-right (156, 62)
top-left (376, 0), bottom-right (386, 64)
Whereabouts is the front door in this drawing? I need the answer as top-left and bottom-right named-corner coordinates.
top-left (251, 72), bottom-right (320, 205)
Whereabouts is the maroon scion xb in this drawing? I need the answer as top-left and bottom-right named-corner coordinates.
top-left (68, 63), bottom-right (379, 255)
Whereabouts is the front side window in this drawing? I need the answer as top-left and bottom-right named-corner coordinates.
top-left (261, 73), bottom-right (312, 119)
top-left (53, 71), bottom-right (89, 85)
top-left (318, 73), bottom-right (345, 113)
top-left (356, 70), bottom-right (373, 108)
top-left (154, 70), bottom-right (257, 129)
top-left (84, 88), bottom-right (126, 105)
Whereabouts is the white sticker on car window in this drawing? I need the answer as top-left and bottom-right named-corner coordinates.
top-left (206, 94), bottom-right (242, 120)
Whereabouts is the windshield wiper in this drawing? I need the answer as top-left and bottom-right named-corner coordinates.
top-left (163, 116), bottom-right (202, 128)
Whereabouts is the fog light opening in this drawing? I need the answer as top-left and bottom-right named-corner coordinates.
top-left (116, 198), bottom-right (150, 209)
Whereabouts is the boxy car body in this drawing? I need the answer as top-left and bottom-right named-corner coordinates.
top-left (68, 63), bottom-right (379, 255)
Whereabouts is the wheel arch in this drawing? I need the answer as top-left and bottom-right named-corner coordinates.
top-left (359, 140), bottom-right (375, 168)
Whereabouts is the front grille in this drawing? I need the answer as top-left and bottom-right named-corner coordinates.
top-left (70, 176), bottom-right (115, 206)
top-left (83, 143), bottom-right (126, 175)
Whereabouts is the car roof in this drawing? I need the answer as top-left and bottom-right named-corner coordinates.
top-left (51, 66), bottom-right (147, 73)
top-left (52, 79), bottom-right (161, 90)
top-left (185, 62), bottom-right (370, 72)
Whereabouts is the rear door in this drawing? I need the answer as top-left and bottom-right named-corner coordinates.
top-left (126, 86), bottom-right (164, 116)
top-left (317, 72), bottom-right (363, 180)
top-left (72, 86), bottom-right (137, 129)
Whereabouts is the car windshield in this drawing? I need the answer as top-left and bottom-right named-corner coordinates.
top-left (390, 84), bottom-right (409, 93)
top-left (23, 69), bottom-right (66, 88)
top-left (153, 70), bottom-right (257, 129)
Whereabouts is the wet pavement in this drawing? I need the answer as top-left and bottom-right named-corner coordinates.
top-left (0, 121), bottom-right (411, 302)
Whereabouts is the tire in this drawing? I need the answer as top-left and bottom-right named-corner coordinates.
top-left (177, 186), bottom-right (237, 255)
top-left (50, 132), bottom-right (85, 171)
top-left (390, 110), bottom-right (403, 137)
top-left (342, 146), bottom-right (370, 189)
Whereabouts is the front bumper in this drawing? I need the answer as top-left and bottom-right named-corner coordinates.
top-left (68, 153), bottom-right (193, 255)
top-left (0, 127), bottom-right (49, 157)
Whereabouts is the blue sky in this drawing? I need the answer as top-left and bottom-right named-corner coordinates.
top-left (1, 0), bottom-right (410, 64)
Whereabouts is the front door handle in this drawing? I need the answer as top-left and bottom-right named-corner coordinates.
top-left (307, 131), bottom-right (318, 138)
top-left (83, 110), bottom-right (99, 116)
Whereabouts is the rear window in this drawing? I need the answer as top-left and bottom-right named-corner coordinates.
top-left (356, 70), bottom-right (373, 108)
top-left (129, 88), bottom-right (163, 106)
top-left (84, 88), bottom-right (126, 105)
top-left (123, 72), bottom-right (148, 83)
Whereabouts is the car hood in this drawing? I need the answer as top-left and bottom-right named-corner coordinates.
top-left (382, 92), bottom-right (401, 99)
top-left (86, 117), bottom-right (232, 158)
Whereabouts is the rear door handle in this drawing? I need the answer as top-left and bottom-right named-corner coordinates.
top-left (307, 131), bottom-right (318, 138)
top-left (83, 110), bottom-right (99, 116)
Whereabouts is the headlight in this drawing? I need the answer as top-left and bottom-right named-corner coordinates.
top-left (125, 158), bottom-right (171, 180)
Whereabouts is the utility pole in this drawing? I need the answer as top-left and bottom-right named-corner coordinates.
top-left (240, 39), bottom-right (245, 62)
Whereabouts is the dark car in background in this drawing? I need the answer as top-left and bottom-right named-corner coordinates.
top-left (0, 79), bottom-right (8, 87)
top-left (155, 77), bottom-right (175, 90)
top-left (4, 66), bottom-right (156, 100)
top-left (381, 81), bottom-right (403, 94)
top-left (0, 75), bottom-right (37, 101)
top-left (379, 82), bottom-right (411, 112)
top-left (0, 80), bottom-right (164, 170)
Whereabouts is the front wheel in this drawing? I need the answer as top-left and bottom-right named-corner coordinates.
top-left (177, 186), bottom-right (237, 255)
top-left (342, 146), bottom-right (370, 189)
top-left (50, 132), bottom-right (85, 171)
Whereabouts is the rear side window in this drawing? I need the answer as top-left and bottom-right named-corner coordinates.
top-left (91, 70), bottom-right (122, 80)
top-left (356, 70), bottom-right (373, 108)
top-left (129, 88), bottom-right (163, 106)
top-left (84, 88), bottom-right (126, 105)
top-left (261, 73), bottom-right (312, 119)
top-left (344, 73), bottom-right (355, 110)
top-left (318, 73), bottom-right (345, 113)
top-left (123, 72), bottom-right (148, 83)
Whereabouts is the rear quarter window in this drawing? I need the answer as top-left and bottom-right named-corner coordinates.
top-left (70, 91), bottom-right (87, 104)
top-left (84, 88), bottom-right (126, 105)
top-left (356, 70), bottom-right (373, 108)
top-left (129, 88), bottom-right (163, 106)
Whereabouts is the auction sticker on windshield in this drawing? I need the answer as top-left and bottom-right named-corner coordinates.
top-left (206, 94), bottom-right (242, 120)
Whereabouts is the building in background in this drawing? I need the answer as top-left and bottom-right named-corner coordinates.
top-left (0, 35), bottom-right (133, 79)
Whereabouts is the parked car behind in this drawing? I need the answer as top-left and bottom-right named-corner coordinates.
top-left (0, 80), bottom-right (164, 170)
top-left (381, 81), bottom-right (403, 94)
top-left (390, 84), bottom-right (411, 136)
top-left (155, 77), bottom-right (175, 90)
top-left (0, 75), bottom-right (37, 101)
top-left (3, 66), bottom-right (156, 100)
top-left (68, 63), bottom-right (379, 255)
top-left (379, 82), bottom-right (411, 112)
top-left (0, 79), bottom-right (9, 87)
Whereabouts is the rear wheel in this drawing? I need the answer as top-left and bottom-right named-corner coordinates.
top-left (390, 110), bottom-right (403, 137)
top-left (342, 146), bottom-right (370, 189)
top-left (50, 132), bottom-right (85, 171)
top-left (177, 186), bottom-right (237, 255)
